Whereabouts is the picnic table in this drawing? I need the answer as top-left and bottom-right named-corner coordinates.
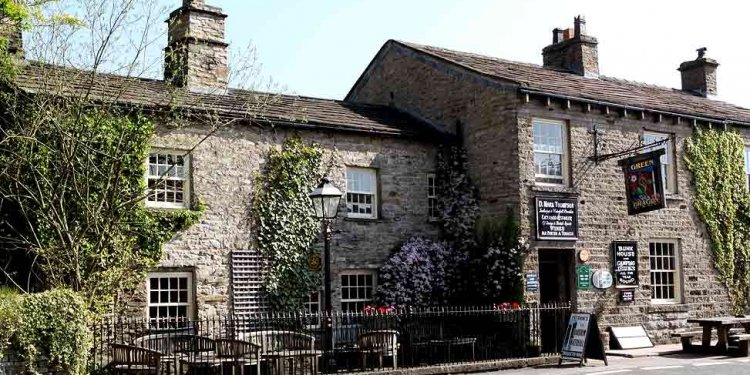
top-left (686, 316), bottom-right (750, 353)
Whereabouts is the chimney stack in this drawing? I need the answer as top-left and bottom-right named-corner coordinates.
top-left (0, 1), bottom-right (23, 58)
top-left (678, 48), bottom-right (718, 97)
top-left (164, 0), bottom-right (228, 93)
top-left (542, 15), bottom-right (599, 78)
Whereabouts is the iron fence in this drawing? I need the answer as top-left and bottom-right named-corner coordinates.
top-left (84, 303), bottom-right (569, 374)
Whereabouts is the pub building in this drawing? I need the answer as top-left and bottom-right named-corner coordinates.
top-left (349, 16), bottom-right (743, 346)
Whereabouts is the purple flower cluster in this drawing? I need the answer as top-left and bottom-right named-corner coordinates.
top-left (376, 237), bottom-right (465, 307)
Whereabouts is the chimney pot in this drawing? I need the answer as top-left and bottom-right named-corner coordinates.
top-left (574, 15), bottom-right (586, 37)
top-left (678, 47), bottom-right (718, 97)
top-left (552, 28), bottom-right (564, 44)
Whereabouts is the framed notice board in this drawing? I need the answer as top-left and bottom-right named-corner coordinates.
top-left (612, 241), bottom-right (638, 289)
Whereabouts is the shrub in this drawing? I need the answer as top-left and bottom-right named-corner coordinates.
top-left (472, 213), bottom-right (526, 303)
top-left (376, 237), bottom-right (465, 307)
top-left (0, 287), bottom-right (21, 357)
top-left (2, 288), bottom-right (92, 375)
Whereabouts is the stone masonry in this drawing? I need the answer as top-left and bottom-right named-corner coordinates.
top-left (127, 123), bottom-right (440, 318)
top-left (348, 38), bottom-right (734, 344)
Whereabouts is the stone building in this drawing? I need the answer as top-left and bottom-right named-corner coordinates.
top-left (8, 0), bottom-right (750, 346)
top-left (347, 16), bottom-right (750, 344)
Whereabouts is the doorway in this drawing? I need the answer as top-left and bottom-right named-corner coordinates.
top-left (538, 248), bottom-right (574, 353)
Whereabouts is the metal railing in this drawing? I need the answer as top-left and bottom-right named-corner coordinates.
top-left (84, 303), bottom-right (570, 374)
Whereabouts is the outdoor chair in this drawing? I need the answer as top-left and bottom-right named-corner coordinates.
top-left (356, 330), bottom-right (399, 369)
top-left (215, 338), bottom-right (262, 375)
top-left (241, 330), bottom-right (321, 374)
top-left (110, 343), bottom-right (162, 375)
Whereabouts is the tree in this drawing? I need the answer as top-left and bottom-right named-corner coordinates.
top-left (0, 0), bottom-right (283, 312)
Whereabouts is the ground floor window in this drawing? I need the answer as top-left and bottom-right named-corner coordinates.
top-left (340, 271), bottom-right (375, 312)
top-left (649, 240), bottom-right (681, 303)
top-left (147, 271), bottom-right (193, 327)
top-left (304, 290), bottom-right (321, 314)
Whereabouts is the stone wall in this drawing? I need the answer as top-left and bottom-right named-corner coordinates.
top-left (517, 100), bottom-right (732, 344)
top-left (349, 42), bottom-right (523, 219)
top-left (127, 123), bottom-right (439, 318)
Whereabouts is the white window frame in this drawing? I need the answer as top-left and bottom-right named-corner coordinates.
top-left (303, 290), bottom-right (321, 314)
top-left (744, 145), bottom-right (750, 191)
top-left (346, 167), bottom-right (378, 219)
top-left (146, 271), bottom-right (194, 327)
top-left (532, 118), bottom-right (569, 186)
top-left (648, 239), bottom-right (682, 304)
top-left (340, 270), bottom-right (376, 312)
top-left (642, 132), bottom-right (676, 195)
top-left (427, 173), bottom-right (438, 220)
top-left (145, 149), bottom-right (191, 209)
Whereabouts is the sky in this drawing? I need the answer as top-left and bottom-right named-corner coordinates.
top-left (157, 0), bottom-right (750, 107)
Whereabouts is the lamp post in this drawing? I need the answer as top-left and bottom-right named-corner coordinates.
top-left (309, 176), bottom-right (343, 371)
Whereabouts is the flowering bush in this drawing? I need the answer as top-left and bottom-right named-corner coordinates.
top-left (472, 213), bottom-right (528, 303)
top-left (363, 305), bottom-right (396, 314)
top-left (494, 302), bottom-right (521, 310)
top-left (376, 237), bottom-right (466, 307)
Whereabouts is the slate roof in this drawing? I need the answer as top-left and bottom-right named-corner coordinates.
top-left (391, 40), bottom-right (750, 124)
top-left (13, 62), bottom-right (437, 137)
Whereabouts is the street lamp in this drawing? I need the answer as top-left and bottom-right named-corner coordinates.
top-left (309, 176), bottom-right (342, 370)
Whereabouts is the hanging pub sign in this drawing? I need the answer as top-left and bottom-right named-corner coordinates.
top-left (612, 241), bottom-right (638, 289)
top-left (618, 149), bottom-right (666, 215)
top-left (535, 196), bottom-right (578, 241)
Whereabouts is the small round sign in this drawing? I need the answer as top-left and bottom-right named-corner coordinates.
top-left (578, 249), bottom-right (592, 263)
top-left (308, 253), bottom-right (322, 272)
top-left (591, 270), bottom-right (613, 289)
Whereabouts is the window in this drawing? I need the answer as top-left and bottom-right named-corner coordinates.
top-left (340, 271), bottom-right (375, 312)
top-left (346, 168), bottom-right (377, 219)
top-left (304, 291), bottom-right (321, 314)
top-left (147, 272), bottom-right (193, 327)
top-left (146, 151), bottom-right (190, 209)
top-left (649, 240), bottom-right (681, 303)
top-left (533, 119), bottom-right (567, 185)
top-left (744, 146), bottom-right (750, 190)
top-left (428, 174), bottom-right (438, 219)
top-left (642, 132), bottom-right (675, 194)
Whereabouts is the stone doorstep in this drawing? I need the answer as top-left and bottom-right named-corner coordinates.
top-left (354, 355), bottom-right (560, 375)
top-left (606, 343), bottom-right (684, 358)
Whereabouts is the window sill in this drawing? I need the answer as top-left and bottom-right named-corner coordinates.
top-left (643, 303), bottom-right (689, 314)
top-left (145, 205), bottom-right (190, 211)
top-left (665, 194), bottom-right (684, 202)
top-left (530, 184), bottom-right (579, 195)
top-left (343, 217), bottom-right (385, 223)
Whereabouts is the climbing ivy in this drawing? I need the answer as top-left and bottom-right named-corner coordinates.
top-left (252, 136), bottom-right (323, 311)
top-left (685, 127), bottom-right (750, 313)
top-left (435, 144), bottom-right (480, 251)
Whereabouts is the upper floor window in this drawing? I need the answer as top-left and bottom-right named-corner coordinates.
top-left (428, 174), bottom-right (438, 220)
top-left (147, 271), bottom-right (193, 328)
top-left (642, 132), bottom-right (675, 194)
top-left (533, 119), bottom-right (567, 185)
top-left (744, 146), bottom-right (750, 190)
top-left (346, 168), bottom-right (377, 219)
top-left (146, 151), bottom-right (190, 209)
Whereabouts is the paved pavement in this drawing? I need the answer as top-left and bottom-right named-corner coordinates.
top-left (482, 352), bottom-right (750, 374)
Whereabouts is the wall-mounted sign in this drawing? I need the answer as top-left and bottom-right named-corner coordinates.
top-left (526, 272), bottom-right (539, 292)
top-left (535, 197), bottom-right (578, 241)
top-left (577, 265), bottom-right (591, 290)
top-left (618, 149), bottom-right (666, 215)
top-left (578, 249), bottom-right (592, 263)
top-left (308, 253), bottom-right (322, 272)
top-left (619, 290), bottom-right (635, 303)
top-left (591, 270), bottom-right (613, 289)
top-left (612, 241), bottom-right (638, 288)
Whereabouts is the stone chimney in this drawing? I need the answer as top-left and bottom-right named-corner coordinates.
top-left (678, 48), bottom-right (718, 97)
top-left (542, 16), bottom-right (599, 78)
top-left (164, 0), bottom-right (228, 93)
top-left (0, 1), bottom-right (23, 58)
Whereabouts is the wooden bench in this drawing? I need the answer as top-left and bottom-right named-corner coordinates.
top-left (729, 334), bottom-right (750, 356)
top-left (671, 331), bottom-right (702, 352)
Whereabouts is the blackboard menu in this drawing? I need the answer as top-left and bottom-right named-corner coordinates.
top-left (535, 197), bottom-right (578, 241)
top-left (612, 241), bottom-right (638, 288)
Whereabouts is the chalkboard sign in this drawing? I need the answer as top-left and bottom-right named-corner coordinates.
top-left (535, 197), bottom-right (578, 241)
top-left (620, 289), bottom-right (635, 303)
top-left (559, 313), bottom-right (608, 366)
top-left (612, 241), bottom-right (638, 288)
